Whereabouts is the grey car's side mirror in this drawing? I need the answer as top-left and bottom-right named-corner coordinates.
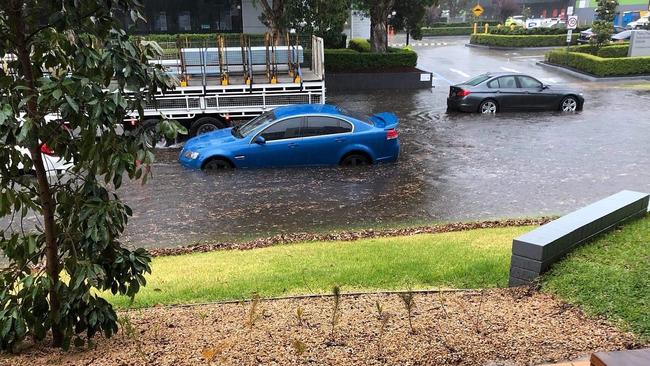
top-left (541, 84), bottom-right (549, 90)
top-left (254, 135), bottom-right (266, 144)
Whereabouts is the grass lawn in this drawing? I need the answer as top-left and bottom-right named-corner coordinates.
top-left (109, 226), bottom-right (531, 308)
top-left (543, 215), bottom-right (650, 341)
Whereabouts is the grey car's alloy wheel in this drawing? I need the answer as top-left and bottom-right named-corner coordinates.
top-left (340, 154), bottom-right (371, 167)
top-left (203, 158), bottom-right (233, 171)
top-left (479, 100), bottom-right (497, 114)
top-left (561, 96), bottom-right (578, 112)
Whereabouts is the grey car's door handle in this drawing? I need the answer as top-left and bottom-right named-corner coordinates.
top-left (495, 90), bottom-right (501, 93)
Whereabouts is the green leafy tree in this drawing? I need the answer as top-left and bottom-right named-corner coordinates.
top-left (389, 0), bottom-right (437, 45)
top-left (590, 0), bottom-right (619, 50)
top-left (256, 0), bottom-right (290, 41)
top-left (440, 0), bottom-right (470, 20)
top-left (354, 0), bottom-right (395, 53)
top-left (285, 0), bottom-right (352, 48)
top-left (0, 0), bottom-right (184, 350)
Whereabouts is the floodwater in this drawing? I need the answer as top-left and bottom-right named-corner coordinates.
top-left (120, 85), bottom-right (650, 248)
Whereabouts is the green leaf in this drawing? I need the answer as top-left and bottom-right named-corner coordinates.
top-left (65, 95), bottom-right (79, 113)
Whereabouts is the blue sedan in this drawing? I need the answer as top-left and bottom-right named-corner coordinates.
top-left (179, 104), bottom-right (400, 170)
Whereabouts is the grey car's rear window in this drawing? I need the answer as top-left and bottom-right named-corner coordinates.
top-left (462, 74), bottom-right (491, 86)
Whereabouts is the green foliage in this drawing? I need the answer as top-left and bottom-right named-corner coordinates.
top-left (489, 26), bottom-right (589, 35)
top-left (348, 38), bottom-right (372, 52)
top-left (389, 0), bottom-right (436, 41)
top-left (546, 50), bottom-right (650, 77)
top-left (590, 0), bottom-right (619, 49)
top-left (569, 43), bottom-right (629, 58)
top-left (0, 0), bottom-right (184, 351)
top-left (421, 26), bottom-right (475, 36)
top-left (324, 48), bottom-right (418, 71)
top-left (470, 34), bottom-right (579, 47)
top-left (543, 216), bottom-right (650, 341)
top-left (425, 21), bottom-right (500, 27)
top-left (285, 0), bottom-right (351, 48)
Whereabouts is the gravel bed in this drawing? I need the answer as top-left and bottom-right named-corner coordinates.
top-left (3, 287), bottom-right (641, 366)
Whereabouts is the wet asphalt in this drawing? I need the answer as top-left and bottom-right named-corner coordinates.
top-left (3, 38), bottom-right (649, 249)
top-left (117, 39), bottom-right (650, 248)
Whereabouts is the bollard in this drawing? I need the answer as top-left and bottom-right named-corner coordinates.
top-left (484, 24), bottom-right (489, 33)
top-left (473, 23), bottom-right (477, 34)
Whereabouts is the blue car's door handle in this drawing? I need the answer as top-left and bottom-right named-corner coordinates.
top-left (288, 143), bottom-right (299, 148)
top-left (335, 138), bottom-right (345, 143)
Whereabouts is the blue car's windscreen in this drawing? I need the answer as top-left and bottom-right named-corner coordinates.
top-left (234, 111), bottom-right (276, 138)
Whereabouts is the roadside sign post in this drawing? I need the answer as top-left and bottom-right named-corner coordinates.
top-left (472, 4), bottom-right (484, 18)
top-left (566, 15), bottom-right (578, 63)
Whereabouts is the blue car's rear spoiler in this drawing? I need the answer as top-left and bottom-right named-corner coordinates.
top-left (369, 112), bottom-right (399, 130)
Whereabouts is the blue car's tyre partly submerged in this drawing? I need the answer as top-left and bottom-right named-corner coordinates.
top-left (202, 158), bottom-right (234, 171)
top-left (340, 153), bottom-right (371, 167)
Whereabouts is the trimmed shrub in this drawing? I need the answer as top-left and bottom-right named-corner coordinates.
top-left (490, 26), bottom-right (589, 35)
top-left (545, 50), bottom-right (650, 76)
top-left (470, 34), bottom-right (579, 47)
top-left (324, 48), bottom-right (418, 72)
top-left (421, 27), bottom-right (475, 36)
top-left (348, 38), bottom-right (371, 52)
top-left (426, 21), bottom-right (500, 28)
top-left (568, 43), bottom-right (629, 58)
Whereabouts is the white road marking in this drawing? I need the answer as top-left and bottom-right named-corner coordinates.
top-left (500, 67), bottom-right (520, 73)
top-left (449, 68), bottom-right (470, 78)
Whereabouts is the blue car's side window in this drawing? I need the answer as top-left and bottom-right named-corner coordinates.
top-left (259, 117), bottom-right (303, 142)
top-left (304, 116), bottom-right (352, 137)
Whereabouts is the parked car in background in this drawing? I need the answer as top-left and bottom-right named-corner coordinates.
top-left (505, 15), bottom-right (526, 27)
top-left (179, 104), bottom-right (400, 171)
top-left (626, 16), bottom-right (649, 29)
top-left (578, 26), bottom-right (625, 44)
top-left (447, 73), bottom-right (585, 114)
top-left (612, 30), bottom-right (633, 42)
top-left (16, 145), bottom-right (72, 177)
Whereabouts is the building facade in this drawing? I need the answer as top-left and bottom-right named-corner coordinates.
top-left (126, 0), bottom-right (267, 34)
top-left (575, 0), bottom-right (650, 25)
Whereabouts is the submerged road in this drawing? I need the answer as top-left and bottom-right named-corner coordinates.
top-left (5, 39), bottom-right (650, 248)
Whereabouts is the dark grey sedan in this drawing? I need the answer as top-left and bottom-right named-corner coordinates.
top-left (446, 73), bottom-right (584, 114)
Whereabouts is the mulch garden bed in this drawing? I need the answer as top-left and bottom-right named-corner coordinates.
top-left (148, 217), bottom-right (555, 257)
top-left (3, 287), bottom-right (641, 366)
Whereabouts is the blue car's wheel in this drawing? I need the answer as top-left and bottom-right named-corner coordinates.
top-left (202, 158), bottom-right (233, 171)
top-left (340, 153), bottom-right (371, 167)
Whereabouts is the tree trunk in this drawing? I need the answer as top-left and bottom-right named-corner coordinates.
top-left (259, 0), bottom-right (285, 44)
top-left (369, 0), bottom-right (393, 53)
top-left (8, 0), bottom-right (63, 347)
top-left (406, 31), bottom-right (410, 46)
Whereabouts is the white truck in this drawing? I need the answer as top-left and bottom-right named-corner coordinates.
top-left (124, 35), bottom-right (326, 142)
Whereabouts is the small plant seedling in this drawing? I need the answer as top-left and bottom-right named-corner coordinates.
top-left (398, 291), bottom-right (416, 334)
top-left (246, 293), bottom-right (263, 329)
top-left (295, 306), bottom-right (304, 326)
top-left (197, 310), bottom-right (209, 325)
top-left (117, 314), bottom-right (149, 363)
top-left (329, 285), bottom-right (342, 342)
top-left (291, 339), bottom-right (308, 356)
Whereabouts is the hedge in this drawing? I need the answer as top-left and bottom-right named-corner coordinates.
top-left (348, 38), bottom-right (371, 52)
top-left (421, 27), bottom-right (475, 36)
top-left (323, 48), bottom-right (417, 72)
top-left (470, 34), bottom-right (579, 47)
top-left (569, 43), bottom-right (629, 58)
top-left (489, 26), bottom-right (589, 35)
top-left (546, 50), bottom-right (650, 77)
top-left (425, 21), bottom-right (500, 28)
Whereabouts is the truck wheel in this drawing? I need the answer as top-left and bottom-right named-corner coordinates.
top-left (190, 117), bottom-right (226, 136)
top-left (142, 119), bottom-right (172, 148)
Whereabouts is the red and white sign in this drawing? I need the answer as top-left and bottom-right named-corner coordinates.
top-left (567, 16), bottom-right (578, 30)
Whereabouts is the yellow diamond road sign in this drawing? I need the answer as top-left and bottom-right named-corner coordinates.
top-left (472, 4), bottom-right (484, 17)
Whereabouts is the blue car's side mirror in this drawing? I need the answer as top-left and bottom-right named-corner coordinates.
top-left (254, 135), bottom-right (266, 144)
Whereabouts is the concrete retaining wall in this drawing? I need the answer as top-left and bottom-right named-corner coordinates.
top-left (509, 190), bottom-right (650, 287)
